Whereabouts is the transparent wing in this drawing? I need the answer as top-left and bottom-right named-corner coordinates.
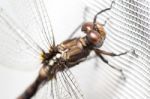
top-left (0, 0), bottom-right (55, 70)
top-left (34, 67), bottom-right (85, 99)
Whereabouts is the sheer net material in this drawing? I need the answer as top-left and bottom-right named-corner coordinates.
top-left (82, 0), bottom-right (150, 99)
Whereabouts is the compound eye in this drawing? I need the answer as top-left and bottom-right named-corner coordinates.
top-left (87, 30), bottom-right (100, 45)
top-left (81, 22), bottom-right (93, 34)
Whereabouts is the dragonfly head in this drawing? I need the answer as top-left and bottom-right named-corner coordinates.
top-left (81, 22), bottom-right (106, 48)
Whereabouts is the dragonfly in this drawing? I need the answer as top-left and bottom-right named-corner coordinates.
top-left (0, 0), bottom-right (129, 99)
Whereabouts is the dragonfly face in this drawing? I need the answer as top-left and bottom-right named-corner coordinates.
top-left (81, 22), bottom-right (106, 48)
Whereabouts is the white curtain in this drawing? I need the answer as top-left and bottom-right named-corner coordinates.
top-left (81, 0), bottom-right (150, 99)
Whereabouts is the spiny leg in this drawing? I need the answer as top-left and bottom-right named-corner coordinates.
top-left (95, 49), bottom-right (129, 56)
top-left (95, 49), bottom-right (126, 80)
top-left (93, 0), bottom-right (115, 25)
top-left (87, 48), bottom-right (129, 61)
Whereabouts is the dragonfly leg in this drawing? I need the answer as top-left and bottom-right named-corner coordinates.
top-left (93, 0), bottom-right (115, 24)
top-left (95, 49), bottom-right (129, 57)
top-left (95, 49), bottom-right (126, 80)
